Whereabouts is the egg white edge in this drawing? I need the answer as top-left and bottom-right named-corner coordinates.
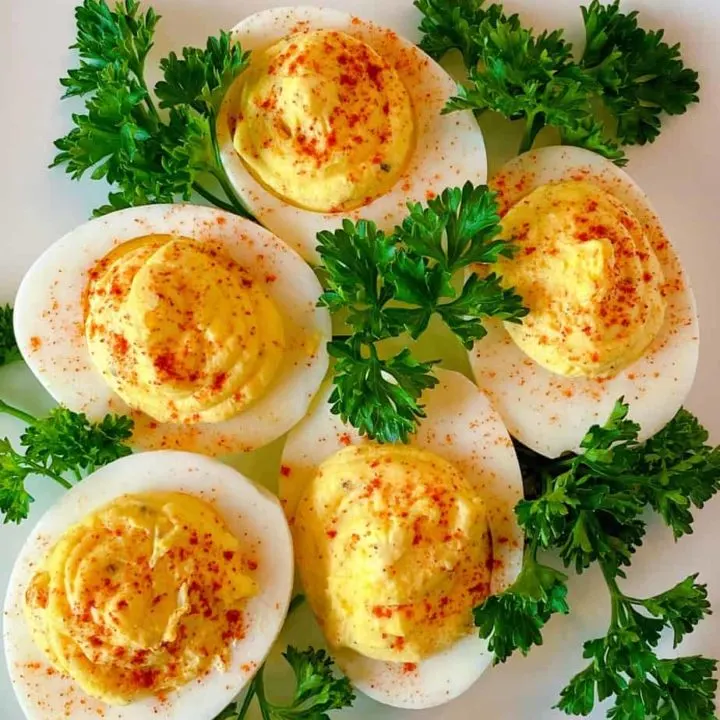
top-left (12, 203), bottom-right (332, 455)
top-left (217, 5), bottom-right (488, 264)
top-left (279, 367), bottom-right (524, 710)
top-left (468, 146), bottom-right (700, 458)
top-left (3, 450), bottom-right (294, 720)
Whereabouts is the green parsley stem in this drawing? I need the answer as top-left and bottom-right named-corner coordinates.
top-left (142, 86), bottom-right (160, 121)
top-left (519, 113), bottom-right (545, 155)
top-left (208, 112), bottom-right (255, 221)
top-left (519, 128), bottom-right (534, 155)
top-left (8, 452), bottom-right (74, 490)
top-left (209, 167), bottom-right (254, 220)
top-left (288, 593), bottom-right (306, 615)
top-left (234, 593), bottom-right (306, 719)
top-left (133, 100), bottom-right (159, 136)
top-left (0, 398), bottom-right (75, 490)
top-left (192, 182), bottom-right (240, 214)
top-left (526, 537), bottom-right (539, 562)
top-left (254, 667), bottom-right (272, 720)
top-left (235, 675), bottom-right (258, 720)
top-left (599, 559), bottom-right (624, 629)
top-left (622, 594), bottom-right (644, 605)
top-left (30, 461), bottom-right (73, 490)
top-left (130, 51), bottom-right (160, 123)
top-left (0, 400), bottom-right (37, 425)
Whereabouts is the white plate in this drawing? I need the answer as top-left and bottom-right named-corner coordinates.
top-left (1, 1), bottom-right (720, 719)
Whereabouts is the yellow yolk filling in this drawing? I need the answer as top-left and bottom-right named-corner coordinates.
top-left (85, 235), bottom-right (285, 424)
top-left (24, 492), bottom-right (257, 704)
top-left (293, 444), bottom-right (492, 663)
top-left (232, 29), bottom-right (415, 212)
top-left (495, 180), bottom-right (666, 378)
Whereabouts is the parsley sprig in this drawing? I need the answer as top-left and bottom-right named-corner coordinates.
top-left (0, 306), bottom-right (134, 523)
top-left (318, 182), bottom-right (527, 444)
top-left (0, 305), bottom-right (20, 367)
top-left (52, 0), bottom-right (253, 218)
top-left (416, 0), bottom-right (699, 161)
top-left (580, 0), bottom-right (700, 146)
top-left (474, 400), bottom-right (720, 718)
top-left (442, 10), bottom-right (624, 163)
top-left (474, 544), bottom-right (569, 662)
top-left (558, 573), bottom-right (716, 718)
top-left (216, 646), bottom-right (355, 720)
top-left (0, 401), bottom-right (133, 524)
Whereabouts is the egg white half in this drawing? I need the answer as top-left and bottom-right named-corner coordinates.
top-left (279, 368), bottom-right (523, 709)
top-left (217, 5), bottom-right (487, 264)
top-left (469, 146), bottom-right (699, 459)
top-left (13, 204), bottom-right (331, 455)
top-left (3, 451), bottom-right (294, 720)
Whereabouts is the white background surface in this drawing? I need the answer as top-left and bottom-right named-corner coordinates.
top-left (1, 0), bottom-right (719, 718)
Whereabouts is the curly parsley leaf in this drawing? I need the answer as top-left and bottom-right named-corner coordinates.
top-left (0, 305), bottom-right (21, 367)
top-left (328, 340), bottom-right (439, 445)
top-left (54, 0), bottom-right (252, 218)
top-left (418, 0), bottom-right (697, 158)
top-left (414, 0), bottom-right (507, 66)
top-left (559, 646), bottom-right (717, 719)
top-left (156, 31), bottom-right (250, 115)
top-left (21, 408), bottom-right (133, 480)
top-left (0, 438), bottom-right (35, 524)
top-left (634, 409), bottom-right (720, 538)
top-left (475, 548), bottom-right (570, 662)
top-left (515, 399), bottom-right (647, 575)
top-left (396, 183), bottom-right (512, 272)
top-left (216, 646), bottom-right (355, 720)
top-left (318, 220), bottom-right (397, 338)
top-left (486, 399), bottom-right (720, 717)
top-left (442, 16), bottom-right (626, 163)
top-left (60, 0), bottom-right (158, 98)
top-left (53, 65), bottom-right (212, 215)
top-left (54, 64), bottom-right (154, 182)
top-left (0, 403), bottom-right (133, 524)
top-left (275, 647), bottom-right (356, 718)
top-left (580, 0), bottom-right (700, 145)
top-left (435, 272), bottom-right (527, 347)
top-left (560, 116), bottom-right (628, 166)
top-left (557, 574), bottom-right (716, 719)
top-left (317, 183), bottom-right (526, 442)
top-left (638, 574), bottom-right (711, 648)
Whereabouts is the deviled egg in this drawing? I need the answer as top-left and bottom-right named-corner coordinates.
top-left (13, 204), bottom-right (331, 455)
top-left (217, 6), bottom-right (488, 263)
top-left (279, 369), bottom-right (523, 709)
top-left (469, 146), bottom-right (699, 458)
top-left (3, 451), bottom-right (294, 719)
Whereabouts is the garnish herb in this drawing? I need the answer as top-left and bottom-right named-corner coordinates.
top-left (52, 0), bottom-right (253, 218)
top-left (474, 399), bottom-right (720, 718)
top-left (213, 596), bottom-right (355, 719)
top-left (318, 182), bottom-right (527, 444)
top-left (580, 0), bottom-right (701, 146)
top-left (0, 304), bottom-right (134, 523)
top-left (0, 401), bottom-right (133, 524)
top-left (416, 0), bottom-right (699, 161)
top-left (0, 304), bottom-right (20, 367)
top-left (216, 646), bottom-right (355, 720)
top-left (215, 595), bottom-right (355, 720)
